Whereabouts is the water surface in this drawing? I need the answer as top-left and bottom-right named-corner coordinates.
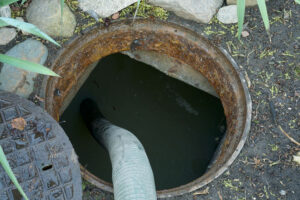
top-left (61, 53), bottom-right (226, 190)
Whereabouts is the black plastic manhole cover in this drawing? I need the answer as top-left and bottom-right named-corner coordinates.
top-left (0, 91), bottom-right (82, 200)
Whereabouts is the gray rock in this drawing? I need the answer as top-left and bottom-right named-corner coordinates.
top-left (0, 39), bottom-right (48, 98)
top-left (0, 5), bottom-right (11, 18)
top-left (149, 0), bottom-right (223, 23)
top-left (78, 0), bottom-right (137, 18)
top-left (123, 51), bottom-right (218, 97)
top-left (279, 190), bottom-right (286, 196)
top-left (217, 5), bottom-right (238, 24)
top-left (26, 0), bottom-right (76, 37)
top-left (0, 28), bottom-right (17, 45)
top-left (227, 0), bottom-right (268, 6)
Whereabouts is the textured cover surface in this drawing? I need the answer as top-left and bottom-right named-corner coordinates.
top-left (0, 91), bottom-right (82, 200)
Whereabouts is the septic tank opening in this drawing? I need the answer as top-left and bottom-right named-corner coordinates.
top-left (60, 53), bottom-right (227, 190)
top-left (42, 19), bottom-right (251, 198)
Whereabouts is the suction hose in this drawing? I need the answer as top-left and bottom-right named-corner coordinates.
top-left (80, 99), bottom-right (157, 200)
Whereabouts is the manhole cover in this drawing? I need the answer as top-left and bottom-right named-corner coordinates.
top-left (0, 91), bottom-right (82, 200)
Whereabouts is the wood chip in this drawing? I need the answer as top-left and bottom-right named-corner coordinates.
top-left (11, 117), bottom-right (27, 131)
top-left (193, 187), bottom-right (209, 195)
top-left (34, 95), bottom-right (45, 102)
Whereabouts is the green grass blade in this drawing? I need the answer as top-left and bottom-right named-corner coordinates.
top-left (0, 54), bottom-right (60, 77)
top-left (133, 0), bottom-right (141, 22)
top-left (257, 0), bottom-right (270, 33)
top-left (0, 0), bottom-right (18, 7)
top-left (60, 0), bottom-right (64, 36)
top-left (295, 0), bottom-right (300, 4)
top-left (60, 0), bottom-right (64, 16)
top-left (0, 146), bottom-right (29, 200)
top-left (237, 0), bottom-right (246, 39)
top-left (0, 17), bottom-right (60, 46)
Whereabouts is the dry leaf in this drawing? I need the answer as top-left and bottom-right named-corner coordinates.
top-left (193, 187), bottom-right (209, 195)
top-left (11, 117), bottom-right (27, 131)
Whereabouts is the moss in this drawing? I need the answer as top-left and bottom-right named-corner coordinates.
top-left (120, 0), bottom-right (168, 20)
top-left (223, 179), bottom-right (239, 191)
top-left (295, 64), bottom-right (300, 79)
top-left (65, 0), bottom-right (79, 12)
top-left (259, 49), bottom-right (276, 59)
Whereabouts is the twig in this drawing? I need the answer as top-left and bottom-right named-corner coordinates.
top-left (193, 187), bottom-right (209, 195)
top-left (218, 191), bottom-right (223, 200)
top-left (278, 125), bottom-right (300, 146)
top-left (268, 99), bottom-right (299, 146)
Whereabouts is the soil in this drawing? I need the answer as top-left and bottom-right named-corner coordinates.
top-left (0, 0), bottom-right (299, 199)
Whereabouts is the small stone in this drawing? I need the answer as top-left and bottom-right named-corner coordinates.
top-left (227, 0), bottom-right (269, 7)
top-left (0, 28), bottom-right (17, 45)
top-left (283, 10), bottom-right (290, 20)
top-left (15, 17), bottom-right (29, 35)
top-left (279, 190), bottom-right (286, 196)
top-left (26, 0), bottom-right (76, 37)
top-left (149, 0), bottom-right (223, 23)
top-left (111, 12), bottom-right (120, 20)
top-left (78, 0), bottom-right (137, 18)
top-left (293, 152), bottom-right (300, 165)
top-left (242, 30), bottom-right (250, 37)
top-left (0, 5), bottom-right (11, 18)
top-left (217, 5), bottom-right (238, 24)
top-left (0, 39), bottom-right (48, 98)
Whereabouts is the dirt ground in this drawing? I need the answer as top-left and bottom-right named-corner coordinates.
top-left (0, 0), bottom-right (299, 199)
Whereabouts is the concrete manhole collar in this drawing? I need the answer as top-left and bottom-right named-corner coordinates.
top-left (42, 19), bottom-right (252, 198)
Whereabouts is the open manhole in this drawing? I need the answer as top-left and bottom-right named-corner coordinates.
top-left (41, 19), bottom-right (251, 198)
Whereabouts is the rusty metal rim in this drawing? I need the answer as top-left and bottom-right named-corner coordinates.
top-left (42, 19), bottom-right (251, 198)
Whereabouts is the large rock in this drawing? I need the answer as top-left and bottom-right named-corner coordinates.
top-left (0, 39), bottom-right (48, 98)
top-left (149, 0), bottom-right (223, 23)
top-left (0, 28), bottom-right (17, 45)
top-left (78, 0), bottom-right (138, 18)
top-left (227, 0), bottom-right (268, 6)
top-left (0, 5), bottom-right (11, 18)
top-left (217, 5), bottom-right (238, 24)
top-left (26, 0), bottom-right (76, 37)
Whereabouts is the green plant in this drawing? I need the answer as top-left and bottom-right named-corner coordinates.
top-left (0, 0), bottom-right (61, 76)
top-left (133, 0), bottom-right (141, 21)
top-left (237, 0), bottom-right (299, 39)
top-left (121, 0), bottom-right (168, 20)
top-left (0, 146), bottom-right (28, 200)
top-left (0, 54), bottom-right (60, 76)
top-left (237, 0), bottom-right (269, 39)
top-left (0, 1), bottom-right (65, 198)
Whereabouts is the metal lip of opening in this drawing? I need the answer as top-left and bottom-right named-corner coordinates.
top-left (42, 19), bottom-right (252, 198)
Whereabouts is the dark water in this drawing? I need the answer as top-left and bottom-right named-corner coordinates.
top-left (61, 53), bottom-right (226, 190)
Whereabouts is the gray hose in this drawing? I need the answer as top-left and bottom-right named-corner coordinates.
top-left (80, 99), bottom-right (157, 200)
